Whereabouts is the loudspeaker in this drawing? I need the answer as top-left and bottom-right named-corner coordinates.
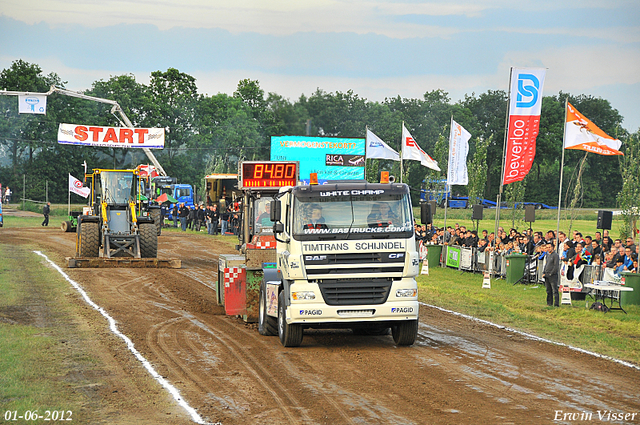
top-left (421, 202), bottom-right (432, 225)
top-left (524, 205), bottom-right (535, 223)
top-left (429, 200), bottom-right (437, 218)
top-left (597, 210), bottom-right (612, 230)
top-left (472, 204), bottom-right (483, 221)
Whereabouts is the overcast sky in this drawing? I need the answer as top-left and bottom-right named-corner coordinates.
top-left (1, 0), bottom-right (639, 132)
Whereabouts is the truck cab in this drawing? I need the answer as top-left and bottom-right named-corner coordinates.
top-left (261, 180), bottom-right (420, 347)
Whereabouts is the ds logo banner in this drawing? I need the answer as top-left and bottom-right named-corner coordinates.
top-left (516, 74), bottom-right (540, 108)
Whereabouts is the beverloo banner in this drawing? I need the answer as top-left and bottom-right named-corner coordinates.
top-left (502, 68), bottom-right (546, 185)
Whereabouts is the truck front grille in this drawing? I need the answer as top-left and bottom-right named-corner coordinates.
top-left (318, 278), bottom-right (392, 306)
top-left (306, 266), bottom-right (403, 276)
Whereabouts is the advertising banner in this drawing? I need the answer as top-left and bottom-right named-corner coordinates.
top-left (18, 94), bottom-right (47, 114)
top-left (58, 123), bottom-right (165, 149)
top-left (447, 120), bottom-right (471, 186)
top-left (502, 68), bottom-right (546, 185)
top-left (270, 135), bottom-right (365, 183)
top-left (401, 124), bottom-right (440, 171)
top-left (366, 128), bottom-right (399, 161)
top-left (564, 102), bottom-right (623, 156)
top-left (69, 174), bottom-right (90, 198)
top-left (446, 245), bottom-right (461, 268)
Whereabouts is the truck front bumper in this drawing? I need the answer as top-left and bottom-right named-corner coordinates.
top-left (286, 300), bottom-right (419, 325)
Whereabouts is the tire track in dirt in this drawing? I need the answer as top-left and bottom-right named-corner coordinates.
top-left (151, 304), bottom-right (309, 424)
top-left (413, 315), bottom-right (637, 420)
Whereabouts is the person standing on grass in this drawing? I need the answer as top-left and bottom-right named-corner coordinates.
top-left (542, 242), bottom-right (560, 307)
top-left (42, 202), bottom-right (51, 226)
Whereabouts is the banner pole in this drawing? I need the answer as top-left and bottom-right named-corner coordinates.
top-left (400, 121), bottom-right (404, 184)
top-left (443, 115), bottom-right (453, 234)
top-left (364, 125), bottom-right (368, 181)
top-left (555, 98), bottom-right (569, 251)
top-left (495, 67), bottom-right (514, 246)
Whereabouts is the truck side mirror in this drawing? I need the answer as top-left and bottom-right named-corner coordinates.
top-left (270, 200), bottom-right (281, 222)
top-left (273, 222), bottom-right (284, 234)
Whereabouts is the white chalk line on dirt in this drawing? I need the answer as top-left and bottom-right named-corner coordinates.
top-left (419, 302), bottom-right (640, 371)
top-left (34, 251), bottom-right (213, 425)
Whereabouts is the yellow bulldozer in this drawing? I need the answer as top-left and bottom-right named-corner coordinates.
top-left (76, 168), bottom-right (157, 259)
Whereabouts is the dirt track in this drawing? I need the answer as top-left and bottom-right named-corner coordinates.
top-left (2, 225), bottom-right (640, 424)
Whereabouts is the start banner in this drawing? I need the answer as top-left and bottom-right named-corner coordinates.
top-left (58, 123), bottom-right (165, 149)
top-left (502, 68), bottom-right (546, 185)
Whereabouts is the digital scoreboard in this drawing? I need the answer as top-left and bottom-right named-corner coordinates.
top-left (239, 161), bottom-right (299, 189)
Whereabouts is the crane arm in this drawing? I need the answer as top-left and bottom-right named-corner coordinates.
top-left (0, 86), bottom-right (168, 176)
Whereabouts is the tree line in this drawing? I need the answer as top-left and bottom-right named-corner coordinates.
top-left (1, 59), bottom-right (637, 212)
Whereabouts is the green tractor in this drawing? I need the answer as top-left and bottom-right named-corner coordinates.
top-left (76, 169), bottom-right (157, 258)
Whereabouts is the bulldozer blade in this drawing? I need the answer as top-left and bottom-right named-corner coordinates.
top-left (67, 257), bottom-right (181, 268)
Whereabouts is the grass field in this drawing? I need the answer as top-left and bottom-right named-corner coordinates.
top-left (417, 267), bottom-right (640, 364)
top-left (0, 245), bottom-right (91, 421)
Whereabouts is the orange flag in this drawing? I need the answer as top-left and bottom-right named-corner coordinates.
top-left (565, 103), bottom-right (623, 155)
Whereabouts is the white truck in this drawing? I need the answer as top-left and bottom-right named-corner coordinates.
top-left (259, 179), bottom-right (421, 347)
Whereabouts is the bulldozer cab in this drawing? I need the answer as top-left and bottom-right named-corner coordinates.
top-left (91, 170), bottom-right (137, 209)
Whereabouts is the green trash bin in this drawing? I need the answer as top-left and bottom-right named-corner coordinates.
top-left (620, 272), bottom-right (640, 306)
top-left (426, 244), bottom-right (443, 268)
top-left (505, 254), bottom-right (527, 284)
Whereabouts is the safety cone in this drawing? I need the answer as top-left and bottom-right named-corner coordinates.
top-left (560, 285), bottom-right (572, 305)
top-left (482, 271), bottom-right (491, 289)
top-left (421, 260), bottom-right (429, 275)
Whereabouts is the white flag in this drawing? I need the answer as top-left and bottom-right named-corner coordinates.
top-left (18, 94), bottom-right (47, 114)
top-left (69, 174), bottom-right (90, 198)
top-left (366, 128), bottom-right (400, 161)
top-left (401, 124), bottom-right (440, 171)
top-left (447, 120), bottom-right (471, 185)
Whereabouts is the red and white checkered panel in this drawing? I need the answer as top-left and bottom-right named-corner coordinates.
top-left (247, 235), bottom-right (277, 250)
top-left (224, 267), bottom-right (245, 288)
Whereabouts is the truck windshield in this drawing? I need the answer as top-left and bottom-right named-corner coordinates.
top-left (292, 188), bottom-right (414, 240)
top-left (101, 171), bottom-right (134, 204)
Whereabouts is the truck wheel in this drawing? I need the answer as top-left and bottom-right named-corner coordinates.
top-left (258, 283), bottom-right (277, 336)
top-left (278, 291), bottom-right (303, 347)
top-left (139, 223), bottom-right (158, 258)
top-left (150, 208), bottom-right (162, 236)
top-left (78, 221), bottom-right (100, 258)
top-left (392, 320), bottom-right (418, 346)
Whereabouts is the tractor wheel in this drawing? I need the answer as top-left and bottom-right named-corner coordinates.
top-left (150, 208), bottom-right (162, 236)
top-left (139, 223), bottom-right (158, 258)
top-left (78, 221), bottom-right (100, 258)
top-left (392, 320), bottom-right (418, 346)
top-left (61, 220), bottom-right (71, 232)
top-left (258, 282), bottom-right (278, 336)
top-left (278, 291), bottom-right (303, 347)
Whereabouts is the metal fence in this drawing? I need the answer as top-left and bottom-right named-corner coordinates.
top-left (432, 245), bottom-right (617, 291)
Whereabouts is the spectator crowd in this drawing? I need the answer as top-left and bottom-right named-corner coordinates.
top-left (165, 200), bottom-right (243, 236)
top-left (414, 223), bottom-right (638, 275)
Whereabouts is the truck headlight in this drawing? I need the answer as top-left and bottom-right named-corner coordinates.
top-left (292, 291), bottom-right (316, 300)
top-left (396, 289), bottom-right (417, 297)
